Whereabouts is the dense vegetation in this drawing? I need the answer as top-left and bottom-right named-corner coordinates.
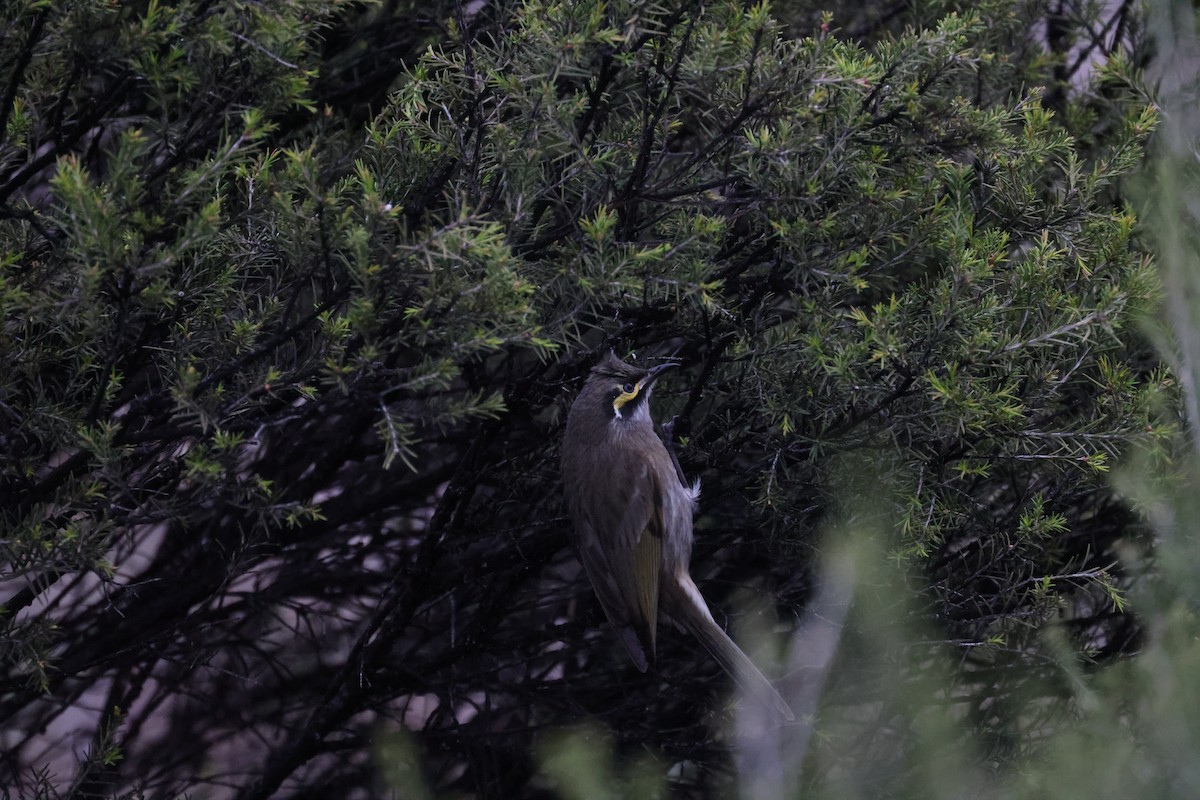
top-left (3, 0), bottom-right (1194, 798)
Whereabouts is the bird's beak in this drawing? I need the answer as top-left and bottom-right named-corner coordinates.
top-left (642, 362), bottom-right (677, 388)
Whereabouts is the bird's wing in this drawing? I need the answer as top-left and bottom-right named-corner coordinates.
top-left (574, 455), bottom-right (663, 669)
top-left (620, 460), bottom-right (662, 660)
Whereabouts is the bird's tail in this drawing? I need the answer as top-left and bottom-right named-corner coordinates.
top-left (664, 575), bottom-right (794, 721)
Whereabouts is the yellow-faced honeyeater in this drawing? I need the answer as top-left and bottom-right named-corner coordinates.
top-left (561, 353), bottom-right (793, 720)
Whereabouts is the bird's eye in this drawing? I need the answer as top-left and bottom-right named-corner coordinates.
top-left (622, 382), bottom-right (635, 394)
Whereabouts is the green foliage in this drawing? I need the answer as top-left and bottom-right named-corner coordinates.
top-left (0, 0), bottom-right (1177, 797)
top-left (538, 725), bottom-right (666, 800)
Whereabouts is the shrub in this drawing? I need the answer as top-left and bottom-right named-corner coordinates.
top-left (0, 0), bottom-right (1168, 797)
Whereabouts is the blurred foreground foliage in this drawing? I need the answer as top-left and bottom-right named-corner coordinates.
top-left (0, 0), bottom-right (1187, 798)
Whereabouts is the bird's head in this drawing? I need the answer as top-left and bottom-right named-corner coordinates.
top-left (583, 352), bottom-right (677, 423)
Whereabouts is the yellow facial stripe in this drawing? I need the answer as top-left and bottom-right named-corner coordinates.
top-left (612, 380), bottom-right (645, 413)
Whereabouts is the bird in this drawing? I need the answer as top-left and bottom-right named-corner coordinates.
top-left (561, 352), bottom-right (793, 720)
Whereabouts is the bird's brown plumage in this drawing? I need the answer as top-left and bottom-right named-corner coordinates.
top-left (561, 353), bottom-right (793, 720)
